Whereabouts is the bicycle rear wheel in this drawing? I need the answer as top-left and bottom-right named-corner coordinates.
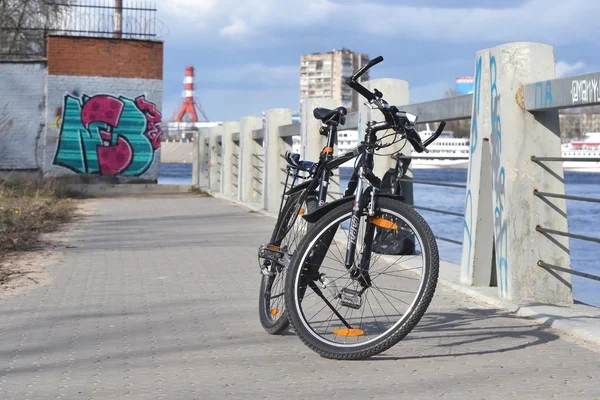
top-left (284, 197), bottom-right (438, 359)
top-left (259, 190), bottom-right (316, 334)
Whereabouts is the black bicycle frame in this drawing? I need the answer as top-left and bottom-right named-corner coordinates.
top-left (345, 121), bottom-right (386, 271)
top-left (272, 123), bottom-right (339, 243)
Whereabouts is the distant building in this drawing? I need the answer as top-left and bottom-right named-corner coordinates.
top-left (455, 77), bottom-right (475, 95)
top-left (300, 48), bottom-right (370, 112)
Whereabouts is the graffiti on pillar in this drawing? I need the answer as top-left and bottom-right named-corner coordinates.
top-left (534, 81), bottom-right (553, 108)
top-left (462, 55), bottom-right (482, 275)
top-left (489, 55), bottom-right (509, 296)
top-left (53, 94), bottom-right (163, 176)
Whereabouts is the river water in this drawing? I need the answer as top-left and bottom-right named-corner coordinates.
top-left (158, 163), bottom-right (599, 306)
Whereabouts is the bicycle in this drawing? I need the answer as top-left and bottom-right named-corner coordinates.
top-left (283, 56), bottom-right (444, 359)
top-left (257, 104), bottom-right (349, 334)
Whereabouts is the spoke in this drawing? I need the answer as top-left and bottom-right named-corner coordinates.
top-left (370, 280), bottom-right (407, 313)
top-left (373, 286), bottom-right (417, 295)
top-left (357, 289), bottom-right (369, 342)
top-left (369, 286), bottom-right (394, 326)
top-left (364, 292), bottom-right (380, 339)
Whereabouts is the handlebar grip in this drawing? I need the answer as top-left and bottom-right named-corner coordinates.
top-left (423, 121), bottom-right (446, 148)
top-left (370, 55), bottom-right (384, 66)
top-left (349, 55), bottom-right (384, 82)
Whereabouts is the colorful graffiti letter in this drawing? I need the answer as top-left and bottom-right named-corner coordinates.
top-left (53, 94), bottom-right (163, 176)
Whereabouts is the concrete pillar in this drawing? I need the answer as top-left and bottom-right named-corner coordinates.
top-left (460, 54), bottom-right (495, 287)
top-left (466, 42), bottom-right (572, 303)
top-left (198, 128), bottom-right (210, 190)
top-left (192, 132), bottom-right (199, 187)
top-left (239, 116), bottom-right (263, 203)
top-left (300, 97), bottom-right (340, 200)
top-left (208, 125), bottom-right (222, 193)
top-left (301, 97), bottom-right (336, 160)
top-left (358, 79), bottom-right (410, 180)
top-left (220, 122), bottom-right (239, 197)
top-left (264, 108), bottom-right (292, 213)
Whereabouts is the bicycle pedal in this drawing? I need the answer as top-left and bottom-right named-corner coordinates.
top-left (340, 288), bottom-right (362, 309)
top-left (258, 244), bottom-right (285, 264)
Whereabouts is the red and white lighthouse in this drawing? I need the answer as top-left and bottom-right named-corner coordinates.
top-left (175, 66), bottom-right (209, 123)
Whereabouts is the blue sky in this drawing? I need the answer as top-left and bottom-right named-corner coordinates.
top-left (157, 0), bottom-right (598, 122)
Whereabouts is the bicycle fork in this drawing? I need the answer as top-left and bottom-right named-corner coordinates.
top-left (345, 167), bottom-right (377, 290)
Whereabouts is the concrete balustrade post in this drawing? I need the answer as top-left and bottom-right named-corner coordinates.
top-left (460, 54), bottom-right (495, 287)
top-left (301, 98), bottom-right (338, 200)
top-left (208, 125), bottom-right (222, 193)
top-left (462, 42), bottom-right (572, 303)
top-left (264, 108), bottom-right (292, 213)
top-left (220, 122), bottom-right (239, 197)
top-left (358, 79), bottom-right (411, 200)
top-left (198, 128), bottom-right (211, 190)
top-left (239, 116), bottom-right (263, 203)
top-left (192, 132), bottom-right (199, 187)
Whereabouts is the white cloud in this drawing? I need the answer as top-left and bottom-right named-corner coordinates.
top-left (160, 0), bottom-right (600, 46)
top-left (555, 60), bottom-right (585, 78)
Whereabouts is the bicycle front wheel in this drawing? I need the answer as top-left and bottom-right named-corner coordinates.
top-left (284, 197), bottom-right (439, 359)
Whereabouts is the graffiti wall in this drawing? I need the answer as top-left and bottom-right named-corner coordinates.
top-left (53, 94), bottom-right (162, 176)
top-left (44, 75), bottom-right (163, 180)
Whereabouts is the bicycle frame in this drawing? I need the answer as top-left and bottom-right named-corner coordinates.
top-left (300, 120), bottom-right (403, 289)
top-left (271, 123), bottom-right (340, 244)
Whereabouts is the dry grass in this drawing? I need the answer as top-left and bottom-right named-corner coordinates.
top-left (0, 179), bottom-right (80, 285)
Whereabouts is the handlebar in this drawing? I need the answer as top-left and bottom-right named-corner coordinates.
top-left (346, 56), bottom-right (446, 152)
top-left (423, 121), bottom-right (446, 148)
top-left (345, 56), bottom-right (384, 103)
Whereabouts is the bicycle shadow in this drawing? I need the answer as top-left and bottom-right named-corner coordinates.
top-left (280, 307), bottom-right (568, 360)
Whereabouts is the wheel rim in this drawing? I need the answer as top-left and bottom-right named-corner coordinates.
top-left (292, 206), bottom-right (428, 348)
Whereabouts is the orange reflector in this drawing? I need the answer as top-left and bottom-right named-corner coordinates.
top-left (270, 308), bottom-right (280, 316)
top-left (333, 328), bottom-right (364, 337)
top-left (298, 208), bottom-right (305, 215)
top-left (322, 146), bottom-right (334, 154)
top-left (267, 245), bottom-right (280, 251)
top-left (369, 217), bottom-right (398, 230)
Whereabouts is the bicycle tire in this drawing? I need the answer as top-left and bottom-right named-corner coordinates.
top-left (258, 190), bottom-right (316, 334)
top-left (284, 197), bottom-right (439, 359)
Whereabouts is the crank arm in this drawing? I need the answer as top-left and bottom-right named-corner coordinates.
top-left (308, 281), bottom-right (353, 330)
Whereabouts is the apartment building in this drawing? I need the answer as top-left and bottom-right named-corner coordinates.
top-left (300, 48), bottom-right (370, 112)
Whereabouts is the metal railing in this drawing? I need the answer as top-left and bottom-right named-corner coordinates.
top-left (532, 160), bottom-right (600, 284)
top-left (252, 154), bottom-right (264, 196)
top-left (232, 154), bottom-right (239, 189)
top-left (0, 0), bottom-right (160, 58)
top-left (215, 141), bottom-right (222, 185)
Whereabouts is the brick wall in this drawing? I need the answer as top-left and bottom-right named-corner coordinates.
top-left (0, 61), bottom-right (47, 170)
top-left (47, 36), bottom-right (163, 80)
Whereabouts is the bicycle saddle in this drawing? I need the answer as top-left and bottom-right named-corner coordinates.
top-left (313, 106), bottom-right (347, 125)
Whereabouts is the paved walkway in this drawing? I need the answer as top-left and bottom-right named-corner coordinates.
top-left (0, 195), bottom-right (599, 400)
